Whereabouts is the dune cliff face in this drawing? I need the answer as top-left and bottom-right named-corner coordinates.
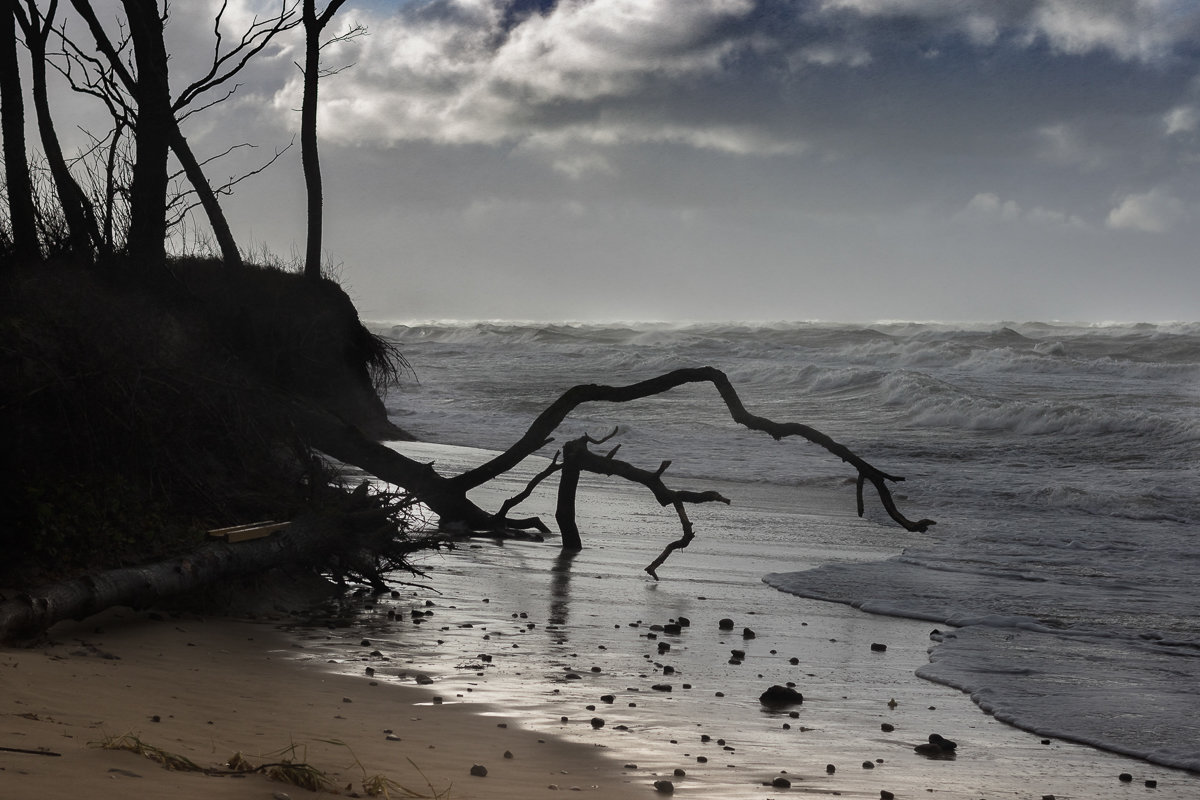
top-left (0, 258), bottom-right (411, 582)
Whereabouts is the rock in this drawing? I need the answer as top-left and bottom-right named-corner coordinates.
top-left (759, 685), bottom-right (804, 706)
top-left (881, 723), bottom-right (895, 732)
top-left (273, 793), bottom-right (292, 800)
top-left (600, 694), bottom-right (615, 703)
top-left (718, 618), bottom-right (735, 630)
top-left (1118, 773), bottom-right (1133, 783)
top-left (881, 791), bottom-right (895, 800)
top-left (915, 733), bottom-right (957, 757)
top-left (664, 624), bottom-right (682, 635)
top-left (772, 776), bottom-right (791, 788)
top-left (871, 642), bottom-right (888, 652)
top-left (623, 763), bottom-right (638, 769)
top-left (826, 764), bottom-right (836, 774)
top-left (590, 717), bottom-right (605, 728)
top-left (653, 779), bottom-right (675, 794)
top-left (1145, 780), bottom-right (1158, 788)
top-left (673, 768), bottom-right (686, 776)
top-left (862, 761), bottom-right (875, 769)
top-left (742, 627), bottom-right (756, 639)
top-left (652, 684), bottom-right (673, 692)
top-left (504, 750), bottom-right (513, 759)
top-left (731, 649), bottom-right (746, 660)
top-left (469, 764), bottom-right (488, 777)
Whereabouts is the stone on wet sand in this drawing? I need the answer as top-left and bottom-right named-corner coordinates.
top-left (759, 685), bottom-right (804, 706)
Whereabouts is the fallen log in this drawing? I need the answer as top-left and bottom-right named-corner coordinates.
top-left (0, 509), bottom-right (396, 644)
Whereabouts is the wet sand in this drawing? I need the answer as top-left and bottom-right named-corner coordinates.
top-left (300, 441), bottom-right (1199, 799)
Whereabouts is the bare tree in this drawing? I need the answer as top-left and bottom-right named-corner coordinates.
top-left (15, 0), bottom-right (102, 262)
top-left (68, 0), bottom-right (298, 268)
top-left (1, 0), bottom-right (39, 261)
top-left (300, 0), bottom-right (362, 280)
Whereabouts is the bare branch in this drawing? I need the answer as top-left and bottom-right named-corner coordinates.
top-left (172, 1), bottom-right (300, 113)
top-left (451, 366), bottom-right (935, 534)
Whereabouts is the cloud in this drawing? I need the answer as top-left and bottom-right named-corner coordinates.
top-left (1164, 105), bottom-right (1200, 135)
top-left (956, 192), bottom-right (1087, 228)
top-left (1106, 186), bottom-right (1189, 232)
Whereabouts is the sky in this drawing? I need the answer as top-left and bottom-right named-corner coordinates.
top-left (30, 0), bottom-right (1200, 322)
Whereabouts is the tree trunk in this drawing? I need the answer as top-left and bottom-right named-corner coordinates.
top-left (0, 512), bottom-right (379, 643)
top-left (301, 0), bottom-right (324, 280)
top-left (168, 124), bottom-right (242, 267)
top-left (121, 0), bottom-right (171, 269)
top-left (1, 0), bottom-right (39, 261)
top-left (17, 0), bottom-right (102, 263)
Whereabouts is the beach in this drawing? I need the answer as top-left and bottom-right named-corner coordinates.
top-left (4, 435), bottom-right (1196, 799)
top-left (1, 608), bottom-right (629, 799)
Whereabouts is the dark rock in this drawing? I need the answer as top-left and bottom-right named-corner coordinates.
top-left (771, 776), bottom-right (791, 788)
top-left (871, 642), bottom-right (887, 652)
top-left (652, 684), bottom-right (673, 692)
top-left (1145, 780), bottom-right (1158, 788)
top-left (826, 764), bottom-right (836, 774)
top-left (673, 768), bottom-right (686, 777)
top-left (719, 618), bottom-right (735, 630)
top-left (742, 628), bottom-right (756, 639)
top-left (759, 685), bottom-right (804, 706)
top-left (881, 791), bottom-right (895, 800)
top-left (664, 624), bottom-right (682, 635)
top-left (503, 750), bottom-right (513, 759)
top-left (1119, 773), bottom-right (1133, 783)
top-left (590, 717), bottom-right (605, 728)
top-left (653, 779), bottom-right (675, 793)
top-left (862, 761), bottom-right (875, 769)
top-left (731, 649), bottom-right (746, 660)
top-left (881, 722), bottom-right (894, 732)
top-left (469, 764), bottom-right (487, 777)
top-left (601, 694), bottom-right (615, 703)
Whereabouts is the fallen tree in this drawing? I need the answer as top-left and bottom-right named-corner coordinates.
top-left (0, 484), bottom-right (427, 643)
top-left (299, 366), bottom-right (935, 578)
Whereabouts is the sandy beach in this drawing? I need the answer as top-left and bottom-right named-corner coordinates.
top-left (1, 608), bottom-right (631, 799)
top-left (5, 441), bottom-right (1197, 800)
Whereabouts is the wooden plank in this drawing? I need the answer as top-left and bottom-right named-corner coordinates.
top-left (207, 521), bottom-right (290, 542)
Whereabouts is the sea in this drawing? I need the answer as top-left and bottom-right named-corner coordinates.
top-left (362, 320), bottom-right (1199, 780)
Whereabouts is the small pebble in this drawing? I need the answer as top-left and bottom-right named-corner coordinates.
top-left (590, 717), bottom-right (605, 728)
top-left (470, 764), bottom-right (488, 777)
top-left (1119, 773), bottom-right (1133, 782)
top-left (673, 768), bottom-right (686, 777)
top-left (881, 723), bottom-right (895, 732)
top-left (826, 764), bottom-right (836, 774)
top-left (871, 642), bottom-right (888, 652)
top-left (881, 791), bottom-right (895, 800)
top-left (862, 761), bottom-right (875, 769)
top-left (653, 779), bottom-right (675, 794)
top-left (772, 777), bottom-right (791, 788)
top-left (504, 750), bottom-right (513, 759)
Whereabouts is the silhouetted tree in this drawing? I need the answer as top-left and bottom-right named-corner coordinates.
top-left (1, 0), bottom-right (39, 261)
top-left (69, 0), bottom-right (298, 268)
top-left (15, 0), bottom-right (103, 262)
top-left (301, 0), bottom-right (362, 280)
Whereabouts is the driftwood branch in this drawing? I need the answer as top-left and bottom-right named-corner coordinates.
top-left (554, 434), bottom-right (731, 575)
top-left (452, 366), bottom-right (934, 533)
